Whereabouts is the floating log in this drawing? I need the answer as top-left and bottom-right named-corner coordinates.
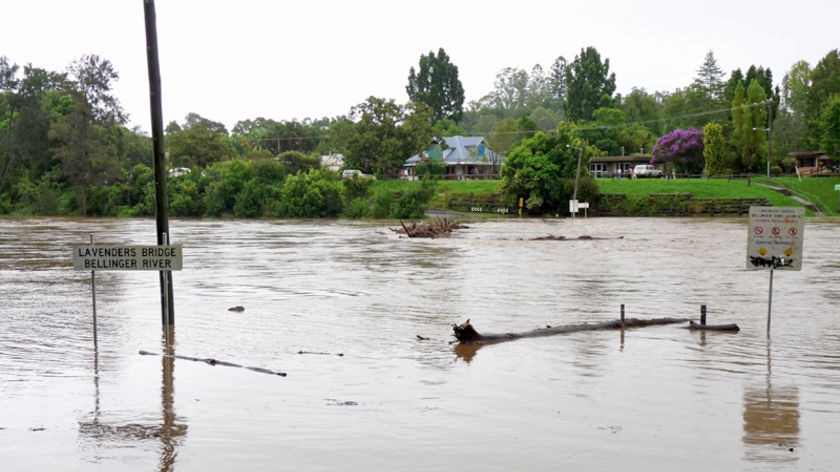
top-left (390, 219), bottom-right (468, 238)
top-left (687, 320), bottom-right (740, 332)
top-left (531, 234), bottom-right (566, 240)
top-left (452, 317), bottom-right (689, 345)
top-left (530, 234), bottom-right (625, 241)
top-left (297, 350), bottom-right (344, 356)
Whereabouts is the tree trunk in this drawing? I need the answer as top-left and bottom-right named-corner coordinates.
top-left (452, 317), bottom-right (690, 345)
top-left (687, 320), bottom-right (740, 332)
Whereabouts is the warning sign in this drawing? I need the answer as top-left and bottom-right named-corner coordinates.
top-left (746, 207), bottom-right (804, 271)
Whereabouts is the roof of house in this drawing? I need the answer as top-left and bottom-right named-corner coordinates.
top-left (405, 136), bottom-right (501, 166)
top-left (589, 155), bottom-right (652, 163)
top-left (787, 150), bottom-right (829, 159)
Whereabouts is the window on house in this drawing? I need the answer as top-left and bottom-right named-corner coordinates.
top-left (588, 163), bottom-right (605, 175)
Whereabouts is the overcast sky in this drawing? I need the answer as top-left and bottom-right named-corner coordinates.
top-left (3, 1), bottom-right (838, 133)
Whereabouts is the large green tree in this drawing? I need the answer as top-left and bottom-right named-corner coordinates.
top-left (166, 118), bottom-right (236, 169)
top-left (564, 47), bottom-right (616, 122)
top-left (231, 116), bottom-right (327, 155)
top-left (331, 97), bottom-right (436, 179)
top-left (782, 60), bottom-right (812, 117)
top-left (499, 124), bottom-right (596, 215)
top-left (768, 60), bottom-right (811, 158)
top-left (406, 48), bottom-right (465, 123)
top-left (806, 49), bottom-right (840, 148)
top-left (819, 94), bottom-right (840, 160)
top-left (486, 117), bottom-right (518, 158)
top-left (620, 87), bottom-right (664, 135)
top-left (525, 64), bottom-right (557, 111)
top-left (0, 56), bottom-right (21, 190)
top-left (0, 60), bottom-right (64, 197)
top-left (48, 54), bottom-right (126, 215)
top-left (485, 67), bottom-right (530, 114)
top-left (529, 106), bottom-right (562, 132)
top-left (732, 79), bottom-right (768, 172)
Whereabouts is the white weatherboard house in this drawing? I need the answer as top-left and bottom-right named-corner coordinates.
top-left (402, 136), bottom-right (502, 180)
top-left (320, 153), bottom-right (344, 172)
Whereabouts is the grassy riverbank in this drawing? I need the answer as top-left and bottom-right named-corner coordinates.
top-left (373, 176), bottom-right (840, 216)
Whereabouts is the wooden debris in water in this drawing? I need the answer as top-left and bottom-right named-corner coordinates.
top-left (452, 317), bottom-right (689, 345)
top-left (139, 350), bottom-right (286, 376)
top-left (687, 320), bottom-right (740, 332)
top-left (530, 234), bottom-right (624, 241)
top-left (390, 219), bottom-right (468, 238)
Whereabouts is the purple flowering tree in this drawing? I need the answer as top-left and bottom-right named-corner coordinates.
top-left (651, 128), bottom-right (705, 175)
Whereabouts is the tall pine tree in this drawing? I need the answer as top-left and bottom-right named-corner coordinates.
top-left (694, 50), bottom-right (726, 100)
top-left (564, 47), bottom-right (616, 122)
top-left (406, 48), bottom-right (465, 124)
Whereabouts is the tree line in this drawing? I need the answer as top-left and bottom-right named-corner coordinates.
top-left (1, 47), bottom-right (839, 217)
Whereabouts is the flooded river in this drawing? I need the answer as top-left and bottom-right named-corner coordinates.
top-left (1, 216), bottom-right (839, 471)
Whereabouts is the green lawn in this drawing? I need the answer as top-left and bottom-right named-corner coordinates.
top-left (599, 176), bottom-right (840, 215)
top-left (598, 177), bottom-right (799, 206)
top-left (760, 176), bottom-right (840, 215)
top-left (373, 175), bottom-right (840, 216)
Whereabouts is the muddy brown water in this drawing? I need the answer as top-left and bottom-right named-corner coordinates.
top-left (1, 216), bottom-right (839, 471)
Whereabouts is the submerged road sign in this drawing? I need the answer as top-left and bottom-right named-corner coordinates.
top-left (73, 245), bottom-right (183, 271)
top-left (746, 206), bottom-right (804, 271)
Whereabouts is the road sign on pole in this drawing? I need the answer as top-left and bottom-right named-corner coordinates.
top-left (747, 206), bottom-right (805, 337)
top-left (73, 245), bottom-right (183, 271)
top-left (746, 206), bottom-right (804, 271)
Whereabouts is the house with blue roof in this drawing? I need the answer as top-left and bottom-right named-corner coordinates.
top-left (402, 136), bottom-right (502, 180)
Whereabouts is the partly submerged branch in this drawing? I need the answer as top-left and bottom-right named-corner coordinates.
top-left (452, 317), bottom-right (690, 345)
top-left (139, 350), bottom-right (287, 376)
top-left (390, 219), bottom-right (468, 238)
top-left (687, 320), bottom-right (740, 332)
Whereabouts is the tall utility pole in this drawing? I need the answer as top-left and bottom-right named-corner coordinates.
top-left (144, 0), bottom-right (174, 326)
top-left (753, 99), bottom-right (773, 179)
top-left (766, 99), bottom-right (773, 179)
top-left (572, 142), bottom-right (584, 219)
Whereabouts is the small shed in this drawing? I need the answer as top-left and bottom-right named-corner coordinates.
top-left (788, 151), bottom-right (834, 176)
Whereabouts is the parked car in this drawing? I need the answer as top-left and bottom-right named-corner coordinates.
top-left (341, 169), bottom-right (374, 180)
top-left (633, 164), bottom-right (663, 178)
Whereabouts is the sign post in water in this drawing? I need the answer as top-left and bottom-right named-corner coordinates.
top-left (73, 239), bottom-right (183, 348)
top-left (746, 206), bottom-right (804, 336)
top-left (73, 244), bottom-right (182, 271)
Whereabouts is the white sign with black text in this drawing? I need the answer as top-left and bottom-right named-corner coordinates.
top-left (73, 245), bottom-right (183, 271)
top-left (746, 207), bottom-right (804, 271)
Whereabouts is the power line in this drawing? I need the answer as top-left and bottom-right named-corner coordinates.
top-left (577, 101), bottom-right (770, 131)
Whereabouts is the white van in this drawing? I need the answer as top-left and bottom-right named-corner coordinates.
top-left (633, 164), bottom-right (663, 177)
top-left (341, 169), bottom-right (374, 180)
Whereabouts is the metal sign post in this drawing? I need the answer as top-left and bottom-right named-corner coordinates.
top-left (746, 206), bottom-right (805, 336)
top-left (89, 234), bottom-right (98, 349)
top-left (834, 184), bottom-right (840, 211)
top-left (73, 240), bottom-right (183, 347)
top-left (162, 232), bottom-right (171, 348)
